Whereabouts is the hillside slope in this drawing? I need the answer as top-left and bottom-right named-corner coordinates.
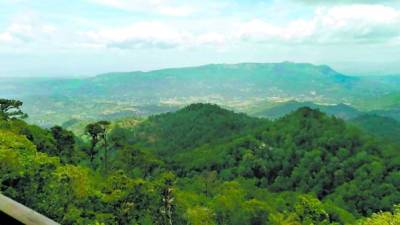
top-left (118, 103), bottom-right (268, 156)
top-left (250, 100), bottom-right (362, 120)
top-left (3, 62), bottom-right (400, 126)
top-left (1, 102), bottom-right (400, 224)
top-left (351, 114), bottom-right (400, 144)
top-left (168, 107), bottom-right (400, 216)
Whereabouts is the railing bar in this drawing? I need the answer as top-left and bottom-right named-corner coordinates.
top-left (0, 194), bottom-right (60, 225)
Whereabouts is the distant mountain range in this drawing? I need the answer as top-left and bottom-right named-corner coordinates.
top-left (1, 62), bottom-right (400, 126)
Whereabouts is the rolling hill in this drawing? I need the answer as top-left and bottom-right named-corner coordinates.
top-left (113, 103), bottom-right (268, 156)
top-left (249, 100), bottom-right (362, 120)
top-left (351, 114), bottom-right (400, 144)
top-left (1, 101), bottom-right (400, 224)
top-left (1, 62), bottom-right (400, 126)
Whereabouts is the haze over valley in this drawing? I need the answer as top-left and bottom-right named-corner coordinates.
top-left (2, 62), bottom-right (400, 127)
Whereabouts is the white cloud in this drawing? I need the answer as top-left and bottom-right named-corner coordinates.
top-left (158, 5), bottom-right (195, 17)
top-left (2, 2), bottom-right (400, 53)
top-left (83, 4), bottom-right (400, 51)
top-left (237, 4), bottom-right (400, 44)
top-left (0, 32), bottom-right (14, 43)
top-left (319, 4), bottom-right (399, 25)
top-left (236, 19), bottom-right (315, 43)
top-left (84, 21), bottom-right (230, 49)
top-left (0, 23), bottom-right (37, 44)
top-left (88, 0), bottom-right (196, 16)
top-left (0, 11), bottom-right (61, 47)
top-left (197, 33), bottom-right (226, 46)
top-left (299, 0), bottom-right (399, 5)
top-left (314, 4), bottom-right (400, 43)
top-left (0, 13), bottom-right (94, 53)
top-left (85, 21), bottom-right (188, 49)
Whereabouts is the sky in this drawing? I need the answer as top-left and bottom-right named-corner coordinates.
top-left (1, 0), bottom-right (400, 77)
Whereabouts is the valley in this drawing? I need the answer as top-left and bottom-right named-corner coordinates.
top-left (2, 62), bottom-right (400, 127)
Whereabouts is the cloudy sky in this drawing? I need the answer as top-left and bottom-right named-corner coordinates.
top-left (1, 0), bottom-right (400, 77)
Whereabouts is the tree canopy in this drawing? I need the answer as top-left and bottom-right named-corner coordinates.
top-left (0, 99), bottom-right (27, 120)
top-left (0, 100), bottom-right (399, 224)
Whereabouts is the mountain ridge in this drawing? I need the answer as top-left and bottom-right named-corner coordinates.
top-left (91, 62), bottom-right (351, 80)
top-left (1, 61), bottom-right (400, 126)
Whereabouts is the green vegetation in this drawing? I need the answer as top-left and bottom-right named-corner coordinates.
top-left (134, 103), bottom-right (266, 156)
top-left (249, 100), bottom-right (361, 120)
top-left (2, 63), bottom-right (400, 126)
top-left (356, 206), bottom-right (400, 224)
top-left (0, 99), bottom-right (27, 120)
top-left (354, 92), bottom-right (400, 111)
top-left (351, 114), bottom-right (400, 144)
top-left (0, 100), bottom-right (399, 224)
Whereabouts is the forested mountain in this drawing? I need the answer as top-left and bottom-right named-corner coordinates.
top-left (2, 62), bottom-right (400, 126)
top-left (1, 100), bottom-right (399, 224)
top-left (351, 114), bottom-right (400, 144)
top-left (1, 63), bottom-right (400, 224)
top-left (250, 100), bottom-right (362, 120)
top-left (354, 92), bottom-right (400, 111)
top-left (133, 103), bottom-right (266, 156)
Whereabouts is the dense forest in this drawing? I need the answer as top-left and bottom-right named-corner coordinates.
top-left (0, 99), bottom-right (399, 224)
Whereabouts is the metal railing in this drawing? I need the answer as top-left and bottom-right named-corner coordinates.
top-left (0, 194), bottom-right (59, 225)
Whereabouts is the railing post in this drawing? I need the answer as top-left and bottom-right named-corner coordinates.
top-left (0, 194), bottom-right (60, 225)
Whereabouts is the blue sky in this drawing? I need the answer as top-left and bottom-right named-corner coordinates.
top-left (1, 0), bottom-right (400, 77)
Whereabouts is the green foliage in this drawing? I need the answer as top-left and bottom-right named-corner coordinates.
top-left (354, 92), bottom-right (400, 111)
top-left (351, 114), bottom-right (400, 144)
top-left (0, 114), bottom-right (84, 164)
top-left (85, 121), bottom-right (110, 168)
top-left (250, 100), bottom-right (361, 120)
top-left (135, 103), bottom-right (266, 156)
top-left (0, 130), bottom-right (166, 224)
top-left (50, 126), bottom-right (76, 163)
top-left (7, 63), bottom-right (400, 126)
top-left (0, 98), bottom-right (27, 120)
top-left (112, 145), bottom-right (165, 178)
top-left (168, 107), bottom-right (400, 217)
top-left (357, 205), bottom-right (400, 225)
top-left (0, 102), bottom-right (400, 224)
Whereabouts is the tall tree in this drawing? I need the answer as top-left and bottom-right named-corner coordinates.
top-left (50, 126), bottom-right (75, 163)
top-left (159, 173), bottom-right (176, 225)
top-left (85, 121), bottom-right (110, 170)
top-left (0, 99), bottom-right (27, 120)
top-left (97, 121), bottom-right (111, 173)
top-left (85, 123), bottom-right (103, 167)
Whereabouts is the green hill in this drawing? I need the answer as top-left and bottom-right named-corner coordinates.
top-left (121, 103), bottom-right (267, 156)
top-left (1, 101), bottom-right (400, 224)
top-left (355, 92), bottom-right (400, 111)
top-left (170, 107), bottom-right (400, 216)
top-left (250, 100), bottom-right (361, 120)
top-left (351, 114), bottom-right (400, 144)
top-left (3, 62), bottom-right (400, 126)
top-left (87, 62), bottom-right (357, 100)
